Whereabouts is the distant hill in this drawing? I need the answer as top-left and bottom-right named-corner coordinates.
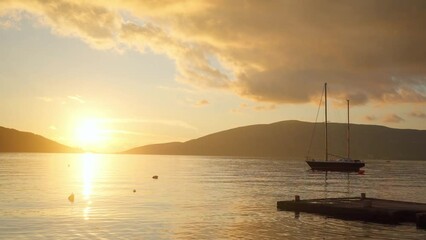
top-left (0, 126), bottom-right (81, 153)
top-left (123, 120), bottom-right (426, 160)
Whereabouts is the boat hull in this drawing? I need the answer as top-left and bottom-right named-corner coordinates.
top-left (306, 160), bottom-right (365, 172)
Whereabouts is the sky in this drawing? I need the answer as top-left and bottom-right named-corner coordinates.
top-left (0, 0), bottom-right (425, 152)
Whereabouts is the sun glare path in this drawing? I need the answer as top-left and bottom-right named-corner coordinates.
top-left (82, 154), bottom-right (98, 199)
top-left (81, 153), bottom-right (100, 220)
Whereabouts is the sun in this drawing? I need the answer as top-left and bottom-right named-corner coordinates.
top-left (74, 119), bottom-right (106, 150)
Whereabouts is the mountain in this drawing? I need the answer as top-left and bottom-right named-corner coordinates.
top-left (0, 126), bottom-right (81, 153)
top-left (123, 120), bottom-right (426, 160)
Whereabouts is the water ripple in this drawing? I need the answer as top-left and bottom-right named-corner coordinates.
top-left (0, 154), bottom-right (425, 239)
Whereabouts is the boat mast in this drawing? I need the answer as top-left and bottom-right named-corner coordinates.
top-left (347, 99), bottom-right (350, 159)
top-left (325, 83), bottom-right (328, 162)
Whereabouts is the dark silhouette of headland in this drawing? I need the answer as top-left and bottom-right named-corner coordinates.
top-left (0, 126), bottom-right (81, 153)
top-left (123, 120), bottom-right (426, 160)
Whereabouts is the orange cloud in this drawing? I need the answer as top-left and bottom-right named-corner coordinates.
top-left (409, 111), bottom-right (426, 119)
top-left (254, 104), bottom-right (276, 111)
top-left (195, 99), bottom-right (209, 107)
top-left (2, 0), bottom-right (426, 105)
top-left (364, 115), bottom-right (376, 122)
top-left (383, 114), bottom-right (405, 123)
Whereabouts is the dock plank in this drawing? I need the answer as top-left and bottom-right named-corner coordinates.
top-left (277, 194), bottom-right (426, 228)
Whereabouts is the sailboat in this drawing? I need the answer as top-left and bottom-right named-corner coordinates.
top-left (306, 83), bottom-right (365, 172)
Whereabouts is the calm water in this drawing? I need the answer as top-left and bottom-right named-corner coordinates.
top-left (0, 153), bottom-right (425, 239)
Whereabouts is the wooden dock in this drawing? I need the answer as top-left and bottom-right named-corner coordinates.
top-left (277, 193), bottom-right (426, 229)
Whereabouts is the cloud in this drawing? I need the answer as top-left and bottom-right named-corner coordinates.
top-left (364, 115), bottom-right (376, 122)
top-left (141, 119), bottom-right (198, 130)
top-left (231, 102), bottom-right (276, 113)
top-left (2, 0), bottom-right (122, 49)
top-left (102, 129), bottom-right (142, 135)
top-left (0, 9), bottom-right (22, 29)
top-left (97, 118), bottom-right (197, 130)
top-left (409, 111), bottom-right (426, 119)
top-left (2, 0), bottom-right (426, 104)
top-left (67, 95), bottom-right (85, 103)
top-left (194, 99), bottom-right (209, 107)
top-left (383, 114), bottom-right (405, 123)
top-left (253, 104), bottom-right (277, 111)
top-left (231, 103), bottom-right (248, 114)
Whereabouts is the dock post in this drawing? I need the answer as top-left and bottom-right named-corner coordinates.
top-left (416, 212), bottom-right (426, 229)
top-left (295, 195), bottom-right (300, 202)
top-left (361, 193), bottom-right (366, 199)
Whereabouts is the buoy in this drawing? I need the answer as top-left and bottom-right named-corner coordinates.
top-left (68, 193), bottom-right (74, 203)
top-left (152, 175), bottom-right (158, 179)
top-left (133, 189), bottom-right (136, 193)
top-left (358, 170), bottom-right (365, 175)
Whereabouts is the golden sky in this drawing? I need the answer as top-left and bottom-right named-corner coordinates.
top-left (0, 0), bottom-right (425, 152)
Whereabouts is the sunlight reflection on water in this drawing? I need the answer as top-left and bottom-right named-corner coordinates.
top-left (81, 153), bottom-right (101, 220)
top-left (0, 153), bottom-right (425, 239)
top-left (82, 153), bottom-right (97, 200)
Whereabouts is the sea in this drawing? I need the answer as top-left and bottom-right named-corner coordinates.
top-left (0, 153), bottom-right (425, 239)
